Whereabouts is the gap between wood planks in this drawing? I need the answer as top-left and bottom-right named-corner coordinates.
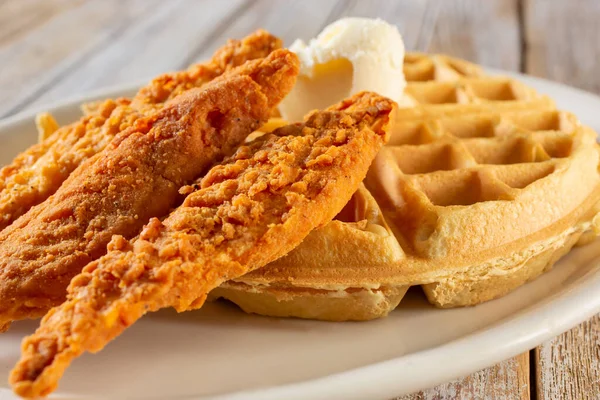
top-left (518, 1), bottom-right (536, 398)
top-left (520, 3), bottom-right (536, 394)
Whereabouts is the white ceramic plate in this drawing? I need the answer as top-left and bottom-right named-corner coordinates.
top-left (1, 71), bottom-right (600, 400)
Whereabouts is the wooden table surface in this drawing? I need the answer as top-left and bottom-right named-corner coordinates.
top-left (1, 0), bottom-right (599, 398)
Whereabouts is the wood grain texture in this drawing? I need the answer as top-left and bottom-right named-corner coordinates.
top-left (30, 0), bottom-right (256, 110)
top-left (0, 0), bottom-right (84, 46)
top-left (524, 2), bottom-right (600, 399)
top-left (0, 0), bottom-right (166, 118)
top-left (535, 316), bottom-right (600, 399)
top-left (426, 0), bottom-right (521, 71)
top-left (524, 0), bottom-right (600, 94)
top-left (397, 353), bottom-right (530, 400)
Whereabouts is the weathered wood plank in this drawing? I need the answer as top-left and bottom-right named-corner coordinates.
top-left (301, 0), bottom-right (438, 51)
top-left (325, 0), bottom-right (521, 70)
top-left (524, 0), bottom-right (600, 94)
top-left (426, 0), bottom-right (521, 71)
top-left (0, 0), bottom-right (84, 47)
top-left (29, 0), bottom-right (247, 111)
top-left (184, 0), bottom-right (343, 61)
top-left (524, 2), bottom-right (600, 399)
top-left (397, 353), bottom-right (530, 400)
top-left (535, 316), bottom-right (600, 400)
top-left (0, 0), bottom-right (165, 118)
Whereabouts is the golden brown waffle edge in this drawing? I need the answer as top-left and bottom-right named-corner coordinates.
top-left (212, 53), bottom-right (600, 321)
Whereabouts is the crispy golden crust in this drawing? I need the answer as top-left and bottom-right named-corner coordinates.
top-left (0, 50), bottom-right (299, 331)
top-left (0, 30), bottom-right (282, 231)
top-left (10, 92), bottom-right (394, 398)
top-left (220, 98), bottom-right (600, 321)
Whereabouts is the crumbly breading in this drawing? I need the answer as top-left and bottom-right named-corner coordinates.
top-left (10, 92), bottom-right (394, 398)
top-left (0, 30), bottom-right (282, 231)
top-left (0, 50), bottom-right (299, 332)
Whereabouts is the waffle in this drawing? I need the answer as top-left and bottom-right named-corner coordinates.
top-left (399, 77), bottom-right (554, 117)
top-left (401, 52), bottom-right (553, 114)
top-left (403, 52), bottom-right (484, 82)
top-left (210, 184), bottom-right (409, 321)
top-left (211, 54), bottom-right (600, 321)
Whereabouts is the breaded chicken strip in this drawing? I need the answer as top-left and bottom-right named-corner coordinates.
top-left (0, 30), bottom-right (282, 231)
top-left (10, 93), bottom-right (395, 398)
top-left (0, 50), bottom-right (299, 331)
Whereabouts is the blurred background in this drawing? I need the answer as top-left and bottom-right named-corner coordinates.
top-left (1, 1), bottom-right (599, 399)
top-left (1, 0), bottom-right (599, 119)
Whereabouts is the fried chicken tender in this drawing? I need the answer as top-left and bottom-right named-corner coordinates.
top-left (10, 92), bottom-right (395, 398)
top-left (0, 30), bottom-right (282, 231)
top-left (0, 50), bottom-right (299, 332)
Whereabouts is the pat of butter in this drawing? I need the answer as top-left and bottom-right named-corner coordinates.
top-left (279, 18), bottom-right (407, 121)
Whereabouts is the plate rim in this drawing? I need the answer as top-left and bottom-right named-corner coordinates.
top-left (1, 70), bottom-right (600, 400)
